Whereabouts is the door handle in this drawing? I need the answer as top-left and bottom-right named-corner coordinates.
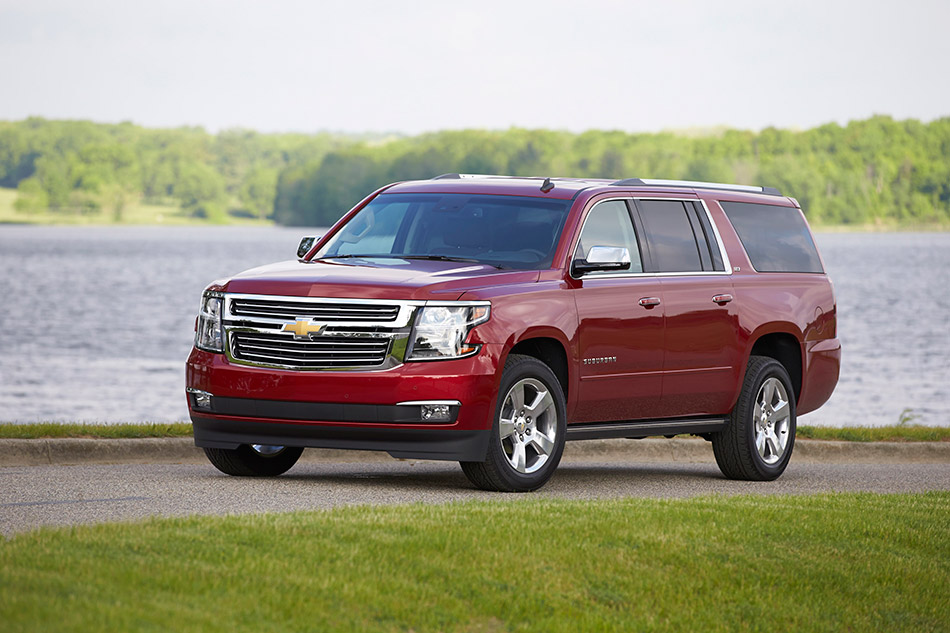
top-left (712, 294), bottom-right (734, 305)
top-left (638, 297), bottom-right (661, 308)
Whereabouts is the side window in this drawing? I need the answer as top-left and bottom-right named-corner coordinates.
top-left (636, 200), bottom-right (703, 273)
top-left (574, 200), bottom-right (643, 274)
top-left (720, 201), bottom-right (824, 273)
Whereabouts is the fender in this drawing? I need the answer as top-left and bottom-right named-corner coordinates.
top-left (729, 321), bottom-right (805, 410)
top-left (461, 285), bottom-right (578, 416)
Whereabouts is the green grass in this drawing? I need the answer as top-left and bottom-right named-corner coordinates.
top-left (1, 493), bottom-right (947, 632)
top-left (0, 185), bottom-right (17, 216)
top-left (798, 424), bottom-right (950, 442)
top-left (0, 187), bottom-right (271, 226)
top-left (3, 421), bottom-right (948, 442)
top-left (0, 422), bottom-right (192, 439)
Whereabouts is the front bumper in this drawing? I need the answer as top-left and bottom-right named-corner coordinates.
top-left (185, 345), bottom-right (502, 461)
top-left (192, 415), bottom-right (490, 461)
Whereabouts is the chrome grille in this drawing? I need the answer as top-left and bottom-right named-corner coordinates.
top-left (230, 297), bottom-right (400, 322)
top-left (230, 332), bottom-right (392, 369)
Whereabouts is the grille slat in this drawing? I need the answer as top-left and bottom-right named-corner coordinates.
top-left (225, 296), bottom-right (409, 370)
top-left (238, 343), bottom-right (389, 357)
top-left (237, 334), bottom-right (388, 350)
top-left (231, 298), bottom-right (399, 322)
top-left (230, 331), bottom-right (391, 369)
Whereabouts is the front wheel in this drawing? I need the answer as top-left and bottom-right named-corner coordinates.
top-left (204, 444), bottom-right (303, 477)
top-left (713, 356), bottom-right (796, 481)
top-left (460, 354), bottom-right (566, 492)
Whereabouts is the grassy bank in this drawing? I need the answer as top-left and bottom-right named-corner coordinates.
top-left (2, 422), bottom-right (948, 442)
top-left (0, 422), bottom-right (192, 439)
top-left (5, 186), bottom-right (950, 231)
top-left (0, 186), bottom-right (271, 226)
top-left (1, 492), bottom-right (947, 632)
top-left (798, 424), bottom-right (950, 442)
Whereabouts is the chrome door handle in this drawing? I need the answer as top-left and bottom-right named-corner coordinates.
top-left (712, 294), bottom-right (734, 305)
top-left (638, 297), bottom-right (661, 308)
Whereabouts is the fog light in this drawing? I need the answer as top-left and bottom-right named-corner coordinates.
top-left (421, 404), bottom-right (451, 421)
top-left (194, 393), bottom-right (212, 409)
top-left (187, 388), bottom-right (213, 410)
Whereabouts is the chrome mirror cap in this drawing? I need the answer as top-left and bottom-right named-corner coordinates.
top-left (572, 245), bottom-right (632, 276)
top-left (586, 245), bottom-right (630, 266)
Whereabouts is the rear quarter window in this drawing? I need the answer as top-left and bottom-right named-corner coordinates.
top-left (720, 201), bottom-right (824, 273)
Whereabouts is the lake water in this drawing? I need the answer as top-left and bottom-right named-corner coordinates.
top-left (1, 226), bottom-right (947, 427)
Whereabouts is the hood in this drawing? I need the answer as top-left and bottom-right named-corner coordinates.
top-left (222, 258), bottom-right (540, 300)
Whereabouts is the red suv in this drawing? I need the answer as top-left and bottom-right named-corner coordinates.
top-left (186, 175), bottom-right (840, 491)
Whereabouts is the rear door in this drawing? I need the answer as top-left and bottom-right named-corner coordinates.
top-left (632, 198), bottom-right (742, 417)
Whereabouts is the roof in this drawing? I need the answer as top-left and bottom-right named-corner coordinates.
top-left (382, 174), bottom-right (785, 201)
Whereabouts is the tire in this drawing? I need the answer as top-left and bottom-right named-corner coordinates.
top-left (460, 354), bottom-right (567, 492)
top-left (204, 444), bottom-right (303, 477)
top-left (713, 355), bottom-right (796, 481)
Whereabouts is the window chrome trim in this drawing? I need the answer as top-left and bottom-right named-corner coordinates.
top-left (569, 196), bottom-right (732, 280)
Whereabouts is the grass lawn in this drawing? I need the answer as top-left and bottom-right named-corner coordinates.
top-left (1, 492), bottom-right (947, 632)
top-left (2, 421), bottom-right (949, 442)
top-left (0, 422), bottom-right (192, 439)
top-left (797, 424), bottom-right (950, 442)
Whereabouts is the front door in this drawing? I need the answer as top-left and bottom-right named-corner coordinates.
top-left (571, 199), bottom-right (665, 422)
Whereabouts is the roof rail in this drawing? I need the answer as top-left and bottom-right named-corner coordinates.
top-left (610, 178), bottom-right (782, 197)
top-left (431, 173), bottom-right (512, 180)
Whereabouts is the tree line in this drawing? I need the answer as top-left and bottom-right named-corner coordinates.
top-left (2, 116), bottom-right (948, 226)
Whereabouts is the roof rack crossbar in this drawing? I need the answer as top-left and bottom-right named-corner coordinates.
top-left (610, 177), bottom-right (782, 197)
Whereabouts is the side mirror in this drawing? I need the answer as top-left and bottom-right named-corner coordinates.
top-left (572, 245), bottom-right (631, 276)
top-left (297, 236), bottom-right (320, 259)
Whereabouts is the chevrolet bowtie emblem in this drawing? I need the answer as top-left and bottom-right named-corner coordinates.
top-left (282, 318), bottom-right (326, 339)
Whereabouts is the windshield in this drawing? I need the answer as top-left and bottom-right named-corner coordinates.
top-left (313, 193), bottom-right (572, 270)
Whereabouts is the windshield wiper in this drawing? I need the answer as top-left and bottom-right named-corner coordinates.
top-left (316, 254), bottom-right (376, 259)
top-left (401, 255), bottom-right (508, 269)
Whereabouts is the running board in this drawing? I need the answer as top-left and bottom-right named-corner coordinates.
top-left (565, 417), bottom-right (727, 441)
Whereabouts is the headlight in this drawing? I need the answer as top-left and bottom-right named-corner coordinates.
top-left (195, 293), bottom-right (224, 353)
top-left (407, 304), bottom-right (490, 361)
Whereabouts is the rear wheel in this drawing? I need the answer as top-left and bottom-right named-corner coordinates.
top-left (713, 355), bottom-right (796, 481)
top-left (461, 355), bottom-right (566, 492)
top-left (204, 444), bottom-right (303, 477)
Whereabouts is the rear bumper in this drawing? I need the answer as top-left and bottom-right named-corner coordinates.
top-left (192, 414), bottom-right (490, 461)
top-left (798, 337), bottom-right (841, 415)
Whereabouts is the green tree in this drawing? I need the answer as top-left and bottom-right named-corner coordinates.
top-left (239, 167), bottom-right (278, 220)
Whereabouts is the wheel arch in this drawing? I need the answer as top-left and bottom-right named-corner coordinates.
top-left (502, 334), bottom-right (571, 407)
top-left (747, 331), bottom-right (803, 403)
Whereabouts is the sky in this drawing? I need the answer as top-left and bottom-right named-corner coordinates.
top-left (1, 0), bottom-right (948, 135)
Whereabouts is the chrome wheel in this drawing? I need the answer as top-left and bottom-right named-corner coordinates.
top-left (498, 377), bottom-right (558, 474)
top-left (754, 377), bottom-right (790, 465)
top-left (250, 444), bottom-right (286, 457)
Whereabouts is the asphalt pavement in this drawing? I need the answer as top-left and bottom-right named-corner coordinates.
top-left (3, 457), bottom-right (949, 535)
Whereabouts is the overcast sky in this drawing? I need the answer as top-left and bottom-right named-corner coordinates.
top-left (1, 0), bottom-right (948, 135)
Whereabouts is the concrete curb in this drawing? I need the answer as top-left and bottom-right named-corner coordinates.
top-left (1, 437), bottom-right (947, 467)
